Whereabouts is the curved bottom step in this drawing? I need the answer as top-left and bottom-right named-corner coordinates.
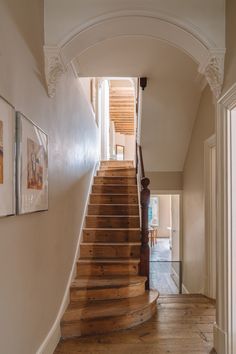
top-left (61, 290), bottom-right (159, 338)
top-left (70, 276), bottom-right (147, 301)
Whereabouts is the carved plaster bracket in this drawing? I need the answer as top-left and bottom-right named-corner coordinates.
top-left (44, 46), bottom-right (66, 98)
top-left (199, 50), bottom-right (225, 99)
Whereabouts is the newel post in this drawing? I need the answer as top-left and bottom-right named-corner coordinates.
top-left (140, 177), bottom-right (150, 289)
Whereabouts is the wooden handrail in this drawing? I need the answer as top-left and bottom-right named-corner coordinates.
top-left (137, 144), bottom-right (150, 289)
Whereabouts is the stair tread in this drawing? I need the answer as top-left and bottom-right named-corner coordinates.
top-left (87, 215), bottom-right (139, 218)
top-left (93, 184), bottom-right (137, 186)
top-left (84, 227), bottom-right (140, 230)
top-left (81, 242), bottom-right (141, 245)
top-left (88, 203), bottom-right (139, 206)
top-left (78, 258), bottom-right (140, 263)
top-left (91, 194), bottom-right (138, 197)
top-left (62, 291), bottom-right (159, 323)
top-left (71, 276), bottom-right (146, 289)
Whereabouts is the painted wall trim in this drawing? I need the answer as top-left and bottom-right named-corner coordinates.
top-left (182, 283), bottom-right (190, 294)
top-left (213, 324), bottom-right (227, 354)
top-left (215, 82), bottom-right (236, 354)
top-left (44, 11), bottom-right (225, 98)
top-left (204, 134), bottom-right (216, 299)
top-left (36, 161), bottom-right (99, 354)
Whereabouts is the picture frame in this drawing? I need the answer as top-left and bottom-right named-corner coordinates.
top-left (16, 112), bottom-right (48, 214)
top-left (0, 96), bottom-right (16, 217)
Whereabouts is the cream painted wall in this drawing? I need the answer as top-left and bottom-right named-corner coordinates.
top-left (157, 195), bottom-right (171, 237)
top-left (182, 85), bottom-right (215, 293)
top-left (115, 133), bottom-right (135, 161)
top-left (147, 171), bottom-right (183, 191)
top-left (223, 0), bottom-right (236, 93)
top-left (0, 1), bottom-right (99, 354)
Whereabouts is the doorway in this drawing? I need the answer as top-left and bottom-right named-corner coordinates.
top-left (149, 193), bottom-right (182, 294)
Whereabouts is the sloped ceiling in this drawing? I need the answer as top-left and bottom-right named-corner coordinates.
top-left (74, 36), bottom-right (201, 171)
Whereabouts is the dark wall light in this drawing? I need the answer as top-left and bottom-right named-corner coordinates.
top-left (140, 77), bottom-right (147, 91)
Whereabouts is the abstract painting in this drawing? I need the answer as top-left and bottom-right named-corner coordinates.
top-left (16, 112), bottom-right (48, 214)
top-left (27, 138), bottom-right (44, 190)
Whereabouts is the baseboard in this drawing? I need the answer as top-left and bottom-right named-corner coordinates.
top-left (213, 323), bottom-right (227, 354)
top-left (171, 266), bottom-right (180, 289)
top-left (36, 162), bottom-right (99, 354)
top-left (182, 283), bottom-right (189, 294)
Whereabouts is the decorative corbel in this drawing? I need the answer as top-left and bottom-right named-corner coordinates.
top-left (199, 50), bottom-right (225, 99)
top-left (44, 46), bottom-right (66, 98)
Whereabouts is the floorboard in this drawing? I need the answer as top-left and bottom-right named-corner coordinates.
top-left (54, 295), bottom-right (216, 354)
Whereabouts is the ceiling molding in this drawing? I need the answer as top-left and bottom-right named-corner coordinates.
top-left (44, 46), bottom-right (66, 98)
top-left (198, 49), bottom-right (225, 99)
top-left (44, 12), bottom-right (225, 98)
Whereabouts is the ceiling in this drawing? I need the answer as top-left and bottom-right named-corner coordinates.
top-left (44, 0), bottom-right (225, 48)
top-left (75, 36), bottom-right (202, 171)
top-left (109, 80), bottom-right (135, 135)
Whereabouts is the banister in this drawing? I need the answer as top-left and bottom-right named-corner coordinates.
top-left (136, 144), bottom-right (150, 289)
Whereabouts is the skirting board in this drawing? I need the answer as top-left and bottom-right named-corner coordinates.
top-left (171, 266), bottom-right (180, 290)
top-left (213, 323), bottom-right (227, 354)
top-left (36, 161), bottom-right (99, 354)
top-left (182, 283), bottom-right (189, 294)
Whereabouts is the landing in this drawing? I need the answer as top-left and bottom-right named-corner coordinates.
top-left (55, 295), bottom-right (216, 354)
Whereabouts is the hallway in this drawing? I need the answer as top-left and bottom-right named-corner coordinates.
top-left (150, 239), bottom-right (179, 294)
top-left (55, 295), bottom-right (216, 354)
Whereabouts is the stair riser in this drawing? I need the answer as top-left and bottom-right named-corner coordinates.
top-left (94, 177), bottom-right (137, 185)
top-left (80, 244), bottom-right (141, 259)
top-left (100, 161), bottom-right (133, 168)
top-left (90, 194), bottom-right (138, 204)
top-left (70, 282), bottom-right (145, 302)
top-left (77, 263), bottom-right (139, 276)
top-left (92, 185), bottom-right (137, 194)
top-left (97, 170), bottom-right (136, 177)
top-left (61, 302), bottom-right (157, 338)
top-left (83, 229), bottom-right (141, 243)
top-left (88, 204), bottom-right (139, 216)
top-left (86, 216), bottom-right (140, 228)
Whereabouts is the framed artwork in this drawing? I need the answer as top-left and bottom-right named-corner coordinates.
top-left (16, 112), bottom-right (48, 214)
top-left (116, 144), bottom-right (125, 160)
top-left (0, 96), bottom-right (15, 217)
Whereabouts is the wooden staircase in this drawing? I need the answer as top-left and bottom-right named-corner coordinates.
top-left (61, 160), bottom-right (159, 338)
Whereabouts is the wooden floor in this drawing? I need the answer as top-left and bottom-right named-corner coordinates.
top-left (54, 294), bottom-right (216, 354)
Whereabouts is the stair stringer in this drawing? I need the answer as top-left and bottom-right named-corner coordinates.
top-left (36, 161), bottom-right (99, 354)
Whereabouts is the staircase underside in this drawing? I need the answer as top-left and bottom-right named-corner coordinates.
top-left (61, 160), bottom-right (159, 338)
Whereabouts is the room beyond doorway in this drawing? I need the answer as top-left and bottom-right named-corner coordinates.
top-left (149, 194), bottom-right (182, 295)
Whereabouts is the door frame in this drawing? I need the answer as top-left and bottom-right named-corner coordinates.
top-left (204, 134), bottom-right (216, 299)
top-left (215, 83), bottom-right (236, 354)
top-left (151, 190), bottom-right (183, 261)
top-left (150, 190), bottom-right (183, 270)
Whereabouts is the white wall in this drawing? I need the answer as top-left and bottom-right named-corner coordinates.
top-left (182, 85), bottom-right (215, 293)
top-left (0, 1), bottom-right (99, 353)
top-left (157, 195), bottom-right (171, 237)
top-left (115, 132), bottom-right (135, 160)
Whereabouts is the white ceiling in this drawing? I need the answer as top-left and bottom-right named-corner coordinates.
top-left (75, 36), bottom-right (202, 171)
top-left (44, 0), bottom-right (225, 47)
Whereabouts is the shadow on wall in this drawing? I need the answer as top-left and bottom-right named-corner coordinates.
top-left (4, 0), bottom-right (47, 90)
